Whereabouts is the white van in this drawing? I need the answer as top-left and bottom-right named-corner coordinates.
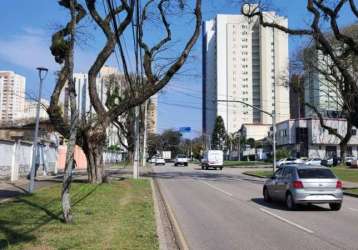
top-left (201, 150), bottom-right (224, 170)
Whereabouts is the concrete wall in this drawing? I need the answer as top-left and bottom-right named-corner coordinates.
top-left (0, 140), bottom-right (57, 180)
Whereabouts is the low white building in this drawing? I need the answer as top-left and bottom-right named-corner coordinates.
top-left (239, 123), bottom-right (271, 141)
top-left (276, 118), bottom-right (358, 158)
top-left (23, 98), bottom-right (49, 120)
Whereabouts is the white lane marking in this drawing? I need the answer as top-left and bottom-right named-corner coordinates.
top-left (260, 208), bottom-right (314, 234)
top-left (349, 207), bottom-right (358, 212)
top-left (199, 180), bottom-right (233, 197)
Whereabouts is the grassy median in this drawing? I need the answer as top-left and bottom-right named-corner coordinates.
top-left (224, 160), bottom-right (270, 167)
top-left (244, 167), bottom-right (358, 184)
top-left (0, 179), bottom-right (158, 250)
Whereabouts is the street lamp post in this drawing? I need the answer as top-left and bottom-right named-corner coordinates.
top-left (216, 99), bottom-right (277, 174)
top-left (29, 67), bottom-right (48, 193)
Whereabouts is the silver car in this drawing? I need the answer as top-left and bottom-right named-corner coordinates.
top-left (263, 164), bottom-right (343, 210)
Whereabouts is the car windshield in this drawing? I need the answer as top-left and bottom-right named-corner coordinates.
top-left (297, 168), bottom-right (335, 179)
top-left (177, 155), bottom-right (186, 158)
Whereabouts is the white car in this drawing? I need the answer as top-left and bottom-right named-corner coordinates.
top-left (155, 157), bottom-right (166, 166)
top-left (345, 157), bottom-right (356, 166)
top-left (174, 154), bottom-right (188, 166)
top-left (149, 157), bottom-right (156, 164)
top-left (305, 158), bottom-right (322, 166)
top-left (277, 158), bottom-right (304, 167)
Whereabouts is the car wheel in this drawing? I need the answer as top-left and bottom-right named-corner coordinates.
top-left (263, 187), bottom-right (272, 202)
top-left (220, 167), bottom-right (223, 170)
top-left (201, 165), bottom-right (204, 170)
top-left (205, 166), bottom-right (208, 170)
top-left (329, 203), bottom-right (342, 211)
top-left (184, 163), bottom-right (188, 166)
top-left (286, 193), bottom-right (297, 210)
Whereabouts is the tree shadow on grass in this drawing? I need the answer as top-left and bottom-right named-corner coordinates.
top-left (0, 184), bottom-right (99, 248)
top-left (0, 219), bottom-right (36, 249)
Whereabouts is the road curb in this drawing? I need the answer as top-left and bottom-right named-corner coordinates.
top-left (242, 172), bottom-right (267, 179)
top-left (343, 191), bottom-right (358, 198)
top-left (152, 177), bottom-right (189, 250)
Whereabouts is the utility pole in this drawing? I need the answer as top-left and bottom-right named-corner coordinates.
top-left (142, 100), bottom-right (148, 167)
top-left (29, 67), bottom-right (48, 193)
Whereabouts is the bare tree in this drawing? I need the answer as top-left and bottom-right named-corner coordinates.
top-left (48, 0), bottom-right (202, 184)
top-left (241, 0), bottom-right (358, 160)
top-left (48, 0), bottom-right (85, 223)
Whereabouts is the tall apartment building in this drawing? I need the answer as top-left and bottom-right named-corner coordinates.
top-left (304, 49), bottom-right (342, 118)
top-left (60, 65), bottom-right (119, 120)
top-left (202, 10), bottom-right (289, 139)
top-left (0, 71), bottom-right (26, 123)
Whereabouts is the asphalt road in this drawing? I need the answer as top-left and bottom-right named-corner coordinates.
top-left (152, 164), bottom-right (358, 250)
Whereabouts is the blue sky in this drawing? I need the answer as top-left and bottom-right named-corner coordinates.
top-left (0, 1), bottom-right (355, 139)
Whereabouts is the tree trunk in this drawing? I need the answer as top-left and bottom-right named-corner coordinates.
top-left (61, 0), bottom-right (78, 224)
top-left (340, 142), bottom-right (347, 163)
top-left (82, 127), bottom-right (107, 184)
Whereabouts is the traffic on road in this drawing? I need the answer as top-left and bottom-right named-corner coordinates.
top-left (152, 163), bottom-right (358, 250)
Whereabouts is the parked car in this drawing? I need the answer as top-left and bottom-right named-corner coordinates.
top-left (149, 157), bottom-right (156, 164)
top-left (155, 157), bottom-right (166, 166)
top-left (263, 164), bottom-right (343, 210)
top-left (174, 154), bottom-right (188, 166)
top-left (201, 150), bottom-right (224, 170)
top-left (305, 158), bottom-right (322, 166)
top-left (277, 158), bottom-right (304, 167)
top-left (345, 156), bottom-right (356, 166)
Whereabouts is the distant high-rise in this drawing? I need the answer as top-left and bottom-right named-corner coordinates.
top-left (0, 71), bottom-right (26, 123)
top-left (304, 49), bottom-right (341, 118)
top-left (202, 9), bottom-right (289, 138)
top-left (60, 65), bottom-right (121, 120)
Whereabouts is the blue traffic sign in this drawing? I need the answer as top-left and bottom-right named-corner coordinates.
top-left (179, 127), bottom-right (191, 133)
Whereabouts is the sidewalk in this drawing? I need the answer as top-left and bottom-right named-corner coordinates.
top-left (0, 175), bottom-right (63, 202)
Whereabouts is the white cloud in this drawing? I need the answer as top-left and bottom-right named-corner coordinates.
top-left (0, 27), bottom-right (99, 73)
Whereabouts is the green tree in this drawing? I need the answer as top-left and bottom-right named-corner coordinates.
top-left (276, 148), bottom-right (291, 160)
top-left (246, 138), bottom-right (255, 148)
top-left (161, 129), bottom-right (182, 156)
top-left (211, 116), bottom-right (227, 150)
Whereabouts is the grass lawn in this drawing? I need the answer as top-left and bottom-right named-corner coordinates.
top-left (0, 179), bottom-right (158, 250)
top-left (331, 167), bottom-right (358, 183)
top-left (224, 160), bottom-right (270, 167)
